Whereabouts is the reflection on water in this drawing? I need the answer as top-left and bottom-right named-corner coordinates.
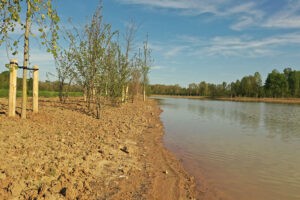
top-left (157, 97), bottom-right (300, 200)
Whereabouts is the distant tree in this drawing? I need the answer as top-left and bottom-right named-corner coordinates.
top-left (221, 81), bottom-right (228, 96)
top-left (121, 21), bottom-right (138, 103)
top-left (188, 83), bottom-right (198, 96)
top-left (240, 76), bottom-right (251, 96)
top-left (254, 72), bottom-right (262, 97)
top-left (141, 36), bottom-right (151, 101)
top-left (232, 80), bottom-right (241, 97)
top-left (265, 70), bottom-right (288, 97)
top-left (284, 68), bottom-right (300, 97)
top-left (150, 68), bottom-right (300, 98)
top-left (172, 84), bottom-right (181, 95)
top-left (0, 71), bottom-right (9, 89)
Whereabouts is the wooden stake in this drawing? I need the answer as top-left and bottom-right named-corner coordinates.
top-left (33, 65), bottom-right (39, 113)
top-left (8, 59), bottom-right (18, 117)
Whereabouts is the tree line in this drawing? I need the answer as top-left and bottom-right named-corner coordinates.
top-left (54, 5), bottom-right (151, 118)
top-left (0, 70), bottom-right (81, 93)
top-left (150, 68), bottom-right (300, 98)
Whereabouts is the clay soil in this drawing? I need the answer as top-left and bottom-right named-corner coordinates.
top-left (0, 98), bottom-right (197, 199)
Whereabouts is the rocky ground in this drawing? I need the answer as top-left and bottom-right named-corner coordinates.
top-left (0, 97), bottom-right (197, 199)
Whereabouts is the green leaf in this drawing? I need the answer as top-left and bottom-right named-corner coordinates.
top-left (47, 0), bottom-right (51, 7)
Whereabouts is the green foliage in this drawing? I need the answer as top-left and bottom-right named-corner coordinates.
top-left (150, 69), bottom-right (300, 98)
top-left (0, 69), bottom-right (82, 98)
top-left (283, 68), bottom-right (300, 97)
top-left (0, 89), bottom-right (9, 97)
top-left (0, 0), bottom-right (60, 57)
top-left (265, 70), bottom-right (288, 98)
top-left (0, 89), bottom-right (82, 98)
top-left (0, 71), bottom-right (9, 89)
top-left (36, 90), bottom-right (82, 98)
top-left (56, 3), bottom-right (152, 117)
top-left (1, 1), bottom-right (152, 117)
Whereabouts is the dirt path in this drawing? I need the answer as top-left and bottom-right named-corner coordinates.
top-left (0, 98), bottom-right (197, 199)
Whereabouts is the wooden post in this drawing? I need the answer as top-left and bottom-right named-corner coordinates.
top-left (33, 65), bottom-right (39, 113)
top-left (8, 59), bottom-right (18, 117)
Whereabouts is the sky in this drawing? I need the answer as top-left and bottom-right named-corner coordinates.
top-left (1, 0), bottom-right (300, 86)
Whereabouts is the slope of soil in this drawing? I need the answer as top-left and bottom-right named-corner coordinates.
top-left (0, 98), bottom-right (197, 199)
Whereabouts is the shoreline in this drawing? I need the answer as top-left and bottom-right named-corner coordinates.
top-left (0, 98), bottom-right (197, 199)
top-left (151, 94), bottom-right (300, 104)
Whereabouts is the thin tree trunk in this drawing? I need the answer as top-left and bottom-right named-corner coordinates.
top-left (105, 82), bottom-right (108, 96)
top-left (121, 85), bottom-right (125, 103)
top-left (125, 85), bottom-right (129, 103)
top-left (21, 1), bottom-right (31, 119)
top-left (143, 85), bottom-right (146, 102)
top-left (59, 81), bottom-right (63, 102)
top-left (83, 87), bottom-right (87, 102)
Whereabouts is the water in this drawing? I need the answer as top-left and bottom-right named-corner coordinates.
top-left (157, 97), bottom-right (300, 200)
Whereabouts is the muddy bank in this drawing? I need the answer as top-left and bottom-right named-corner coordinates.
top-left (0, 98), bottom-right (197, 199)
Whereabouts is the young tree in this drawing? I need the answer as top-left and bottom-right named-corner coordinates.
top-left (68, 5), bottom-right (117, 118)
top-left (130, 58), bottom-right (142, 103)
top-left (120, 21), bottom-right (137, 103)
top-left (141, 36), bottom-right (151, 101)
top-left (0, 0), bottom-right (60, 118)
top-left (55, 48), bottom-right (75, 102)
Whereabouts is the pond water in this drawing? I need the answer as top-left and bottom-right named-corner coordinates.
top-left (157, 97), bottom-right (300, 200)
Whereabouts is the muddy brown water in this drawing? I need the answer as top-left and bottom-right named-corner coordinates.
top-left (156, 97), bottom-right (300, 200)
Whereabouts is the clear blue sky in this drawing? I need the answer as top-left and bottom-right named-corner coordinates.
top-left (1, 0), bottom-right (300, 86)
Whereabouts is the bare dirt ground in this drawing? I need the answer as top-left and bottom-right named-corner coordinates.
top-left (0, 97), bottom-right (197, 199)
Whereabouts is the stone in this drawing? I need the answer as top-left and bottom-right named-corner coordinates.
top-left (50, 181), bottom-right (62, 193)
top-left (0, 171), bottom-right (7, 180)
top-left (38, 183), bottom-right (48, 195)
top-left (10, 181), bottom-right (25, 197)
top-left (66, 186), bottom-right (77, 199)
top-left (59, 187), bottom-right (67, 196)
top-left (120, 146), bottom-right (129, 154)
